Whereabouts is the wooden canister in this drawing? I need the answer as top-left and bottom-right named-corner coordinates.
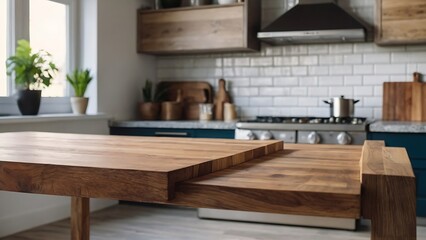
top-left (161, 102), bottom-right (183, 120)
top-left (224, 103), bottom-right (237, 122)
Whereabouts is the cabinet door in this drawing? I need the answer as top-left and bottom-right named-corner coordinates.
top-left (137, 0), bottom-right (260, 55)
top-left (376, 0), bottom-right (426, 45)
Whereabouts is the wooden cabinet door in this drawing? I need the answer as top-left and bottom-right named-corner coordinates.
top-left (376, 0), bottom-right (426, 45)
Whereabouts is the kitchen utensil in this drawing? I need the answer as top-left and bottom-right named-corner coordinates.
top-left (224, 103), bottom-right (237, 122)
top-left (214, 79), bottom-right (231, 120)
top-left (323, 96), bottom-right (360, 118)
top-left (383, 72), bottom-right (426, 121)
top-left (157, 81), bottom-right (213, 120)
top-left (199, 103), bottom-right (213, 121)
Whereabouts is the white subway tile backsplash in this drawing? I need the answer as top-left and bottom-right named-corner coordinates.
top-left (374, 64), bottom-right (406, 74)
top-left (274, 56), bottom-right (299, 66)
top-left (259, 87), bottom-right (289, 96)
top-left (308, 44), bottom-right (329, 54)
top-left (308, 87), bottom-right (329, 96)
top-left (308, 66), bottom-right (329, 75)
top-left (329, 44), bottom-right (353, 54)
top-left (290, 87), bottom-right (308, 96)
top-left (234, 57), bottom-right (250, 66)
top-left (354, 64), bottom-right (374, 74)
top-left (363, 53), bottom-right (390, 64)
top-left (251, 57), bottom-right (273, 67)
top-left (344, 76), bottom-right (363, 86)
top-left (354, 86), bottom-right (373, 96)
top-left (250, 77), bottom-right (273, 86)
top-left (274, 97), bottom-right (298, 106)
top-left (273, 77), bottom-right (298, 86)
top-left (291, 66), bottom-right (308, 76)
top-left (330, 65), bottom-right (353, 75)
top-left (344, 54), bottom-right (363, 64)
top-left (298, 97), bottom-right (319, 107)
top-left (319, 55), bottom-right (344, 65)
top-left (329, 87), bottom-right (354, 97)
top-left (299, 76), bottom-right (318, 86)
top-left (156, 0), bottom-right (426, 119)
top-left (250, 97), bottom-right (273, 106)
top-left (299, 56), bottom-right (319, 66)
top-left (318, 76), bottom-right (344, 86)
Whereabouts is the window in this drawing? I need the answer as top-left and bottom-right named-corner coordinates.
top-left (1, 0), bottom-right (75, 100)
top-left (0, 0), bottom-right (8, 96)
top-left (30, 0), bottom-right (69, 97)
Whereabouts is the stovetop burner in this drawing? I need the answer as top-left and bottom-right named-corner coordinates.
top-left (249, 116), bottom-right (366, 125)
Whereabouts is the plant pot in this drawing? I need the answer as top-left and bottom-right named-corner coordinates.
top-left (70, 97), bottom-right (89, 114)
top-left (161, 0), bottom-right (181, 8)
top-left (16, 90), bottom-right (42, 115)
top-left (139, 102), bottom-right (160, 120)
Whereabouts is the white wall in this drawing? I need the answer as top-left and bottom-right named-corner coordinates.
top-left (84, 0), bottom-right (156, 121)
top-left (156, 0), bottom-right (426, 119)
top-left (0, 117), bottom-right (118, 238)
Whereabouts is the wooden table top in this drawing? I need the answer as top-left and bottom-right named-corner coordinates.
top-left (0, 132), bottom-right (282, 201)
top-left (172, 144), bottom-right (363, 218)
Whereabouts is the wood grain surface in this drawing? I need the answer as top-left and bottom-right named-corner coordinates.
top-left (360, 141), bottom-right (416, 240)
top-left (0, 132), bottom-right (283, 202)
top-left (137, 1), bottom-right (260, 55)
top-left (376, 0), bottom-right (426, 45)
top-left (382, 81), bottom-right (426, 121)
top-left (171, 144), bottom-right (363, 219)
top-left (71, 197), bottom-right (90, 240)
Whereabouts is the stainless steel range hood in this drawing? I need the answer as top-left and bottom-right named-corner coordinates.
top-left (258, 0), bottom-right (366, 45)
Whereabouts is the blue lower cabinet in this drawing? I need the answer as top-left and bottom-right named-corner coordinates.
top-left (110, 127), bottom-right (235, 139)
top-left (368, 132), bottom-right (426, 217)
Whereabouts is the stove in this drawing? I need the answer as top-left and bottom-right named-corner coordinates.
top-left (236, 116), bottom-right (369, 145)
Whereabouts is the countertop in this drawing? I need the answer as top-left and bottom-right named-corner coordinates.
top-left (369, 120), bottom-right (426, 133)
top-left (110, 120), bottom-right (237, 130)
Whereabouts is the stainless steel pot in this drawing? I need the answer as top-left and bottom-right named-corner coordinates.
top-left (323, 96), bottom-right (360, 118)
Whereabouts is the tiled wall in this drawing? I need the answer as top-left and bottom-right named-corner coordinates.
top-left (156, 0), bottom-right (426, 119)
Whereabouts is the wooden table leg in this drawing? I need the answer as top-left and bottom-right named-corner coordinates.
top-left (71, 197), bottom-right (90, 240)
top-left (361, 142), bottom-right (417, 240)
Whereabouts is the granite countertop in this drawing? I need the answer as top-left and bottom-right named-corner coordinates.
top-left (369, 121), bottom-right (426, 133)
top-left (110, 120), bottom-right (237, 130)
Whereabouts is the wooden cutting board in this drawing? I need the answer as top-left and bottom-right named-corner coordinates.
top-left (382, 73), bottom-right (426, 121)
top-left (0, 132), bottom-right (283, 202)
top-left (158, 81), bottom-right (213, 120)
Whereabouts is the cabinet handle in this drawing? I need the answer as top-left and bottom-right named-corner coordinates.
top-left (154, 132), bottom-right (189, 137)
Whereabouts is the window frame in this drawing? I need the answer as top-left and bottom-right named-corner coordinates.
top-left (0, 0), bottom-right (77, 114)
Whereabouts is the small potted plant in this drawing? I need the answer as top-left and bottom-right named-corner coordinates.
top-left (139, 80), bottom-right (165, 120)
top-left (66, 69), bottom-right (93, 114)
top-left (6, 39), bottom-right (58, 115)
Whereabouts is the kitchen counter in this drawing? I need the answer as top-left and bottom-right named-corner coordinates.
top-left (369, 120), bottom-right (426, 133)
top-left (110, 120), bottom-right (237, 130)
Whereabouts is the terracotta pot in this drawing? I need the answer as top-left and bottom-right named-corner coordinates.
top-left (70, 97), bottom-right (89, 114)
top-left (139, 102), bottom-right (160, 120)
top-left (16, 89), bottom-right (42, 115)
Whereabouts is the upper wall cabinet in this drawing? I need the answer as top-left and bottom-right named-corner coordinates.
top-left (137, 0), bottom-right (260, 55)
top-left (376, 0), bottom-right (426, 45)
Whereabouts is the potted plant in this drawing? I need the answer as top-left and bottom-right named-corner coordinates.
top-left (66, 69), bottom-right (93, 114)
top-left (139, 80), bottom-right (165, 120)
top-left (6, 39), bottom-right (58, 115)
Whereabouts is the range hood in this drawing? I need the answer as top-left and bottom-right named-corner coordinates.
top-left (257, 0), bottom-right (366, 45)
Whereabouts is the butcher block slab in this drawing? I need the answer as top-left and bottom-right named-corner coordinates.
top-left (0, 132), bottom-right (282, 202)
top-left (172, 144), bottom-right (362, 219)
top-left (383, 81), bottom-right (426, 121)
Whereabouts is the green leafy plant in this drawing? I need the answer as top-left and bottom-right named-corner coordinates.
top-left (66, 69), bottom-right (93, 97)
top-left (142, 80), bottom-right (167, 102)
top-left (6, 39), bottom-right (58, 90)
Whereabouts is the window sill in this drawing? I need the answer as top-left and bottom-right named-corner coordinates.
top-left (0, 113), bottom-right (110, 124)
